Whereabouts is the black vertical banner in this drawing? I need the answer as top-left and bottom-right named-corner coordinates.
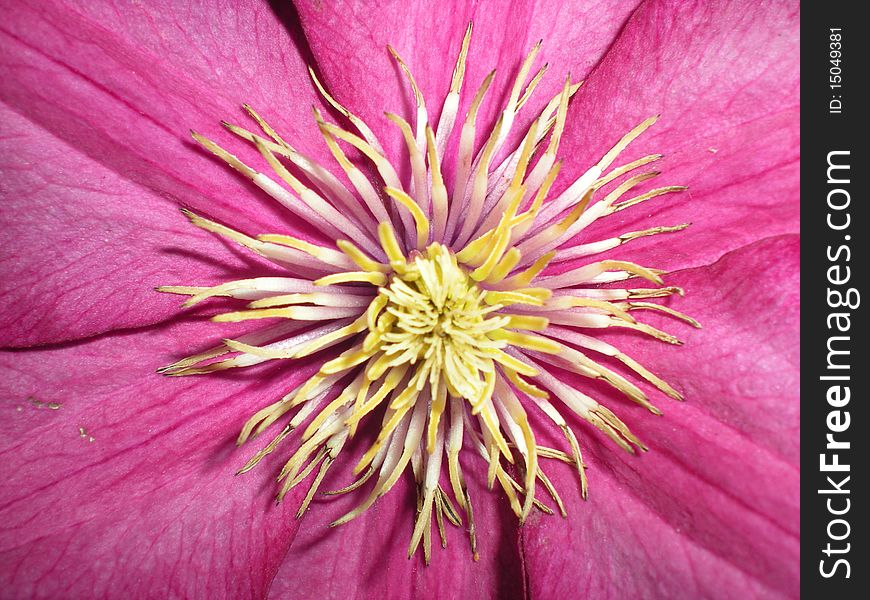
top-left (802, 3), bottom-right (868, 598)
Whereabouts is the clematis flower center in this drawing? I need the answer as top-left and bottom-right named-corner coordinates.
top-left (160, 23), bottom-right (699, 564)
top-left (376, 243), bottom-right (501, 399)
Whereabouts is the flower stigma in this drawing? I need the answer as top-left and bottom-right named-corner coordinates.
top-left (158, 23), bottom-right (699, 564)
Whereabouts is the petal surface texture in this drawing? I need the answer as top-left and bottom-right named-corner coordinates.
top-left (520, 235), bottom-right (800, 600)
top-left (0, 0), bottom-right (324, 346)
top-left (0, 322), bottom-right (313, 598)
top-left (557, 0), bottom-right (799, 271)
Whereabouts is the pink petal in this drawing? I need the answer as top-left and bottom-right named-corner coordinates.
top-left (521, 235), bottom-right (800, 598)
top-left (1, 0), bottom-right (326, 232)
top-left (0, 0), bottom-right (329, 345)
top-left (0, 103), bottom-right (284, 347)
top-left (266, 444), bottom-right (525, 599)
top-left (294, 0), bottom-right (643, 166)
top-left (0, 320), bottom-right (313, 597)
top-left (558, 0), bottom-right (799, 271)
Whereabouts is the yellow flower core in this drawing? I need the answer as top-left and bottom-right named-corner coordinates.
top-left (159, 23), bottom-right (699, 564)
top-left (376, 243), bottom-right (506, 403)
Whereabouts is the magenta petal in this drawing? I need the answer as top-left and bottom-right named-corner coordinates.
top-left (0, 0), bottom-right (326, 235)
top-left (559, 0), bottom-right (799, 271)
top-left (0, 0), bottom-right (332, 345)
top-left (522, 235), bottom-right (800, 599)
top-left (617, 234), bottom-right (801, 462)
top-left (0, 104), bottom-right (280, 347)
top-left (267, 452), bottom-right (523, 599)
top-left (0, 321), bottom-right (312, 598)
top-left (294, 0), bottom-right (643, 163)
top-left (587, 110), bottom-right (799, 273)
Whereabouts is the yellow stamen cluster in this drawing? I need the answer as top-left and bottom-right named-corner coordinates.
top-left (374, 243), bottom-right (510, 404)
top-left (159, 23), bottom-right (697, 565)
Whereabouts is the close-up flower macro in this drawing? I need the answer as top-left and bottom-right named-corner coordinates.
top-left (0, 1), bottom-right (800, 599)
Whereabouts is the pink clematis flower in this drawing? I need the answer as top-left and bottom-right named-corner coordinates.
top-left (0, 1), bottom-right (799, 599)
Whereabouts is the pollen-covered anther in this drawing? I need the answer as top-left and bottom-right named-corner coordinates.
top-left (159, 23), bottom-right (697, 564)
